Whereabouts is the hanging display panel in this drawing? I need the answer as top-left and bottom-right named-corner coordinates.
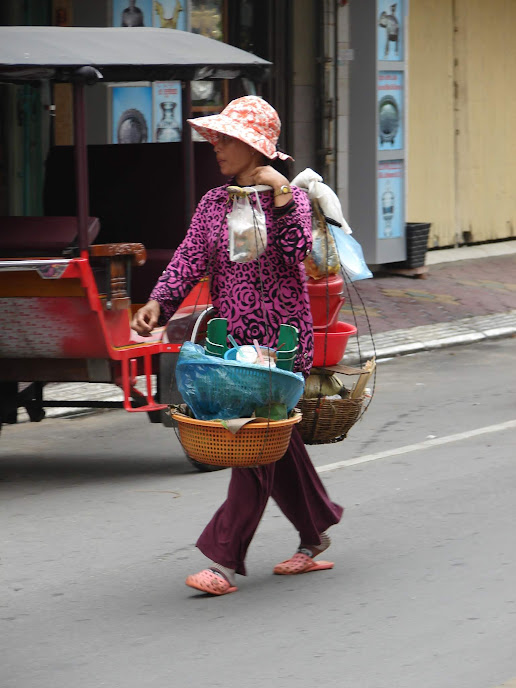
top-left (113, 0), bottom-right (153, 27)
top-left (376, 0), bottom-right (403, 61)
top-left (111, 85), bottom-right (152, 144)
top-left (153, 81), bottom-right (182, 142)
top-left (377, 160), bottom-right (404, 239)
top-left (377, 71), bottom-right (404, 150)
top-left (152, 0), bottom-right (187, 31)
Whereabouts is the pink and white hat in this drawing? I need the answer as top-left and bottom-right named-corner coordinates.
top-left (187, 95), bottom-right (293, 161)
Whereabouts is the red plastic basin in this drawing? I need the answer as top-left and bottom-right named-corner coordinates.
top-left (306, 275), bottom-right (346, 329)
top-left (312, 321), bottom-right (357, 367)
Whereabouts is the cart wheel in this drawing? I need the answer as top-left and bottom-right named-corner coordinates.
top-left (186, 454), bottom-right (227, 473)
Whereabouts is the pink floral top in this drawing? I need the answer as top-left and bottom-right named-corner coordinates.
top-left (150, 184), bottom-right (314, 376)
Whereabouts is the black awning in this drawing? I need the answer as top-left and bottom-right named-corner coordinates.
top-left (0, 26), bottom-right (272, 84)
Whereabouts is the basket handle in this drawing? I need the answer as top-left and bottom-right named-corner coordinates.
top-left (190, 306), bottom-right (215, 344)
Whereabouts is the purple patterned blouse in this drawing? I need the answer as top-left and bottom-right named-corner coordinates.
top-left (149, 184), bottom-right (314, 376)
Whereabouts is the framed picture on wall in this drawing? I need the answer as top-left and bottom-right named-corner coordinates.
top-left (377, 71), bottom-right (404, 150)
top-left (191, 81), bottom-right (224, 109)
top-left (377, 160), bottom-right (404, 239)
top-left (377, 0), bottom-right (403, 61)
top-left (190, 0), bottom-right (224, 40)
top-left (153, 81), bottom-right (182, 142)
top-left (111, 85), bottom-right (153, 144)
top-left (152, 0), bottom-right (187, 31)
top-left (112, 0), bottom-right (153, 27)
top-left (190, 1), bottom-right (227, 115)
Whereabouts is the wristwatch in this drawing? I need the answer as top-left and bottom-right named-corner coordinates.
top-left (274, 184), bottom-right (292, 197)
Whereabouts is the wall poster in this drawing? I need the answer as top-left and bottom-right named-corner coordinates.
top-left (152, 0), bottom-right (187, 31)
top-left (190, 0), bottom-right (224, 40)
top-left (377, 0), bottom-right (403, 61)
top-left (377, 71), bottom-right (404, 150)
top-left (377, 160), bottom-right (404, 239)
top-left (111, 85), bottom-right (153, 144)
top-left (153, 81), bottom-right (182, 142)
top-left (113, 0), bottom-right (153, 27)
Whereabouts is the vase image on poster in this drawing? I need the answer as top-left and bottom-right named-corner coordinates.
top-left (113, 0), bottom-right (152, 27)
top-left (378, 71), bottom-right (404, 149)
top-left (377, 160), bottom-right (404, 239)
top-left (153, 82), bottom-right (182, 142)
top-left (153, 0), bottom-right (187, 31)
top-left (112, 86), bottom-right (153, 144)
top-left (377, 0), bottom-right (403, 61)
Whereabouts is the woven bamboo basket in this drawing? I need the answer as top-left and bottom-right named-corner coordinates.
top-left (296, 396), bottom-right (364, 445)
top-left (171, 410), bottom-right (302, 468)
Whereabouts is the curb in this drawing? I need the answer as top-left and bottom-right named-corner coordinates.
top-left (345, 310), bottom-right (516, 365)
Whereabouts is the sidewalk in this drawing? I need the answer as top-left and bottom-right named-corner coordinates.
top-left (18, 240), bottom-right (516, 421)
top-left (344, 239), bottom-right (516, 364)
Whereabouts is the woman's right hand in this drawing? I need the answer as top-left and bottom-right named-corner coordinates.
top-left (131, 300), bottom-right (161, 336)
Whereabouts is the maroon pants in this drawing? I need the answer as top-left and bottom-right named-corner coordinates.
top-left (196, 426), bottom-right (344, 575)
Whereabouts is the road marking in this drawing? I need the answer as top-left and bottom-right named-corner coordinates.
top-left (317, 419), bottom-right (516, 474)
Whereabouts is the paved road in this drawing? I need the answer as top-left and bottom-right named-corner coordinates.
top-left (1, 339), bottom-right (515, 688)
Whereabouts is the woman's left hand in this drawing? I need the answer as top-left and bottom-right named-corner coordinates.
top-left (251, 165), bottom-right (289, 190)
top-left (251, 165), bottom-right (292, 206)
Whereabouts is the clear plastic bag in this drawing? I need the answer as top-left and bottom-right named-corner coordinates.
top-left (227, 189), bottom-right (267, 263)
top-left (328, 222), bottom-right (373, 282)
top-left (303, 203), bottom-right (340, 280)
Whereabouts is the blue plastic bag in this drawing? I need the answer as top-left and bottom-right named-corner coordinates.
top-left (176, 342), bottom-right (305, 421)
top-left (327, 223), bottom-right (373, 282)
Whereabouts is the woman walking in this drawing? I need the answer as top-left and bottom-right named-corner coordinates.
top-left (131, 96), bottom-right (343, 595)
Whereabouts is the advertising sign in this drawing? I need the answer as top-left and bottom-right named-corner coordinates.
top-left (111, 85), bottom-right (153, 144)
top-left (153, 81), bottom-right (182, 142)
top-left (190, 0), bottom-right (224, 39)
top-left (378, 71), bottom-right (404, 150)
top-left (152, 0), bottom-right (187, 31)
top-left (377, 160), bottom-right (404, 239)
top-left (377, 0), bottom-right (403, 61)
top-left (113, 0), bottom-right (153, 27)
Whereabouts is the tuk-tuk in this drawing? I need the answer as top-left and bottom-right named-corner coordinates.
top-left (0, 26), bottom-right (271, 467)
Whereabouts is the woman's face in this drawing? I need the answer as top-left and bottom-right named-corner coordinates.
top-left (213, 134), bottom-right (258, 181)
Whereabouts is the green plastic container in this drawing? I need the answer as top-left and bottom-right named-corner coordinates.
top-left (205, 318), bottom-right (228, 357)
top-left (278, 324), bottom-right (298, 352)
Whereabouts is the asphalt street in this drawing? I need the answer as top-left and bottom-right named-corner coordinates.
top-left (1, 338), bottom-right (516, 688)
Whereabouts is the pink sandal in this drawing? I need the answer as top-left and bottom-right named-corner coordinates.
top-left (273, 552), bottom-right (334, 575)
top-left (185, 568), bottom-right (238, 596)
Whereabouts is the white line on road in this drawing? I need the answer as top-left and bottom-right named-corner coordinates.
top-left (317, 419), bottom-right (516, 474)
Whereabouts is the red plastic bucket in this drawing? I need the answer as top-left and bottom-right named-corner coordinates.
top-left (306, 275), bottom-right (346, 330)
top-left (312, 321), bottom-right (357, 367)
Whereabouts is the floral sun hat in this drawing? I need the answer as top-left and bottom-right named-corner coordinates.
top-left (187, 95), bottom-right (293, 161)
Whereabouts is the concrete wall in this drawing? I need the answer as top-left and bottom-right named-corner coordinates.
top-left (290, 0), bottom-right (318, 177)
top-left (335, 2), bottom-right (351, 217)
top-left (290, 1), bottom-right (351, 216)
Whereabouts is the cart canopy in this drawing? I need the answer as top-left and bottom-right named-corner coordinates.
top-left (0, 26), bottom-right (271, 84)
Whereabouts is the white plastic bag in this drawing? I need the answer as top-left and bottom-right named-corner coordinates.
top-left (227, 189), bottom-right (267, 263)
top-left (290, 168), bottom-right (352, 234)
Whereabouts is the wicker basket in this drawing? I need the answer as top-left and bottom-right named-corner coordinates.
top-left (171, 410), bottom-right (302, 468)
top-left (297, 396), bottom-right (364, 445)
